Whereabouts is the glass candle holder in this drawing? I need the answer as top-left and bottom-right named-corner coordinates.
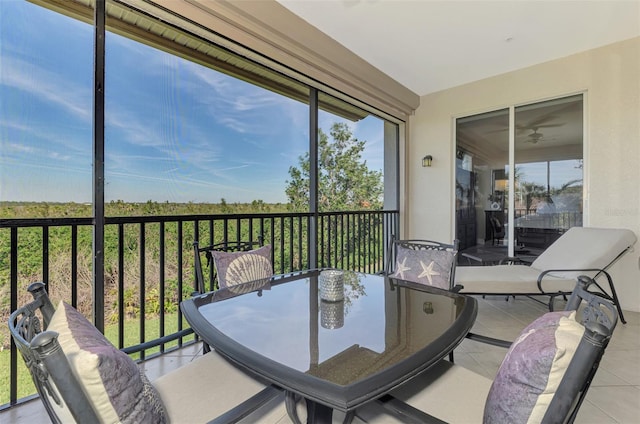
top-left (319, 269), bottom-right (344, 302)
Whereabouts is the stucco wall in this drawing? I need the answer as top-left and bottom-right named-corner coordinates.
top-left (409, 37), bottom-right (640, 312)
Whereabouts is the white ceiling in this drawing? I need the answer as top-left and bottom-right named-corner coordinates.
top-left (277, 0), bottom-right (640, 96)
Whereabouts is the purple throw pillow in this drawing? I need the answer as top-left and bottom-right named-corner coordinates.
top-left (48, 301), bottom-right (167, 423)
top-left (210, 244), bottom-right (273, 289)
top-left (483, 310), bottom-right (584, 423)
top-left (391, 245), bottom-right (455, 289)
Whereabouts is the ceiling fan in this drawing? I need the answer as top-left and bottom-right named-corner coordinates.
top-left (527, 128), bottom-right (544, 143)
top-left (517, 121), bottom-right (565, 134)
top-left (487, 116), bottom-right (566, 137)
top-left (519, 115), bottom-right (565, 143)
top-left (516, 109), bottom-right (565, 133)
top-left (525, 127), bottom-right (561, 144)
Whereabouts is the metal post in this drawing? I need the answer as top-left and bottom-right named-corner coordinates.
top-left (92, 0), bottom-right (106, 331)
top-left (309, 89), bottom-right (319, 269)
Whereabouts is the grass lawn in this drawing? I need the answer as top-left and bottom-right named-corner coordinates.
top-left (1, 313), bottom-right (193, 406)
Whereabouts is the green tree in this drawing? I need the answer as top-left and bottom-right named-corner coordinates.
top-left (285, 122), bottom-right (384, 269)
top-left (285, 122), bottom-right (383, 212)
top-left (518, 181), bottom-right (546, 213)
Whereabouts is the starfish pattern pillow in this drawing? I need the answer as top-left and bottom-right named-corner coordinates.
top-left (391, 245), bottom-right (454, 289)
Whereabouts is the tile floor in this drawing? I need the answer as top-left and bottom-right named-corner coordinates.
top-left (3, 295), bottom-right (639, 423)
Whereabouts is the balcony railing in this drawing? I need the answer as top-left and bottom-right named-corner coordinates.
top-left (514, 209), bottom-right (583, 229)
top-left (0, 209), bottom-right (398, 410)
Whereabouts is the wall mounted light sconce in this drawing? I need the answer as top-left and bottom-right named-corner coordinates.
top-left (422, 155), bottom-right (433, 167)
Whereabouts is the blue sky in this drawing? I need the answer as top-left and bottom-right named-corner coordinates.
top-left (0, 1), bottom-right (384, 204)
top-left (516, 160), bottom-right (583, 191)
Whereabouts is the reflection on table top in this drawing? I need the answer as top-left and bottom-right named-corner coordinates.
top-left (182, 269), bottom-right (477, 411)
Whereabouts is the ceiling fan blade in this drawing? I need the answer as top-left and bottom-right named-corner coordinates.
top-left (517, 110), bottom-right (562, 130)
top-left (485, 128), bottom-right (508, 134)
top-left (516, 121), bottom-right (565, 134)
top-left (522, 115), bottom-right (556, 128)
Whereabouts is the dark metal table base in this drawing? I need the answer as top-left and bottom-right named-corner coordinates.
top-left (285, 391), bottom-right (355, 424)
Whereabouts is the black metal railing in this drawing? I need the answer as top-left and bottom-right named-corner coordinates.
top-left (513, 209), bottom-right (583, 229)
top-left (0, 209), bottom-right (398, 410)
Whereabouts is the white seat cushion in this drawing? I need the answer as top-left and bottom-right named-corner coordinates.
top-left (456, 265), bottom-right (575, 294)
top-left (153, 350), bottom-right (286, 423)
top-left (356, 360), bottom-right (492, 423)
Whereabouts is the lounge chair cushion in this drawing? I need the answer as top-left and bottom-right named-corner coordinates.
top-left (531, 227), bottom-right (637, 279)
top-left (391, 244), bottom-right (455, 289)
top-left (483, 310), bottom-right (584, 423)
top-left (211, 244), bottom-right (273, 290)
top-left (48, 301), bottom-right (167, 423)
top-left (456, 265), bottom-right (576, 294)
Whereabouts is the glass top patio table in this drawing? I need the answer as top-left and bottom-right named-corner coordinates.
top-left (180, 269), bottom-right (477, 423)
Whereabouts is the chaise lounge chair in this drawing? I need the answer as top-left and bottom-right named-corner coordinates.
top-left (455, 226), bottom-right (636, 323)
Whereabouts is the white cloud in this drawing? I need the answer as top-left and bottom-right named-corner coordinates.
top-left (1, 56), bottom-right (91, 121)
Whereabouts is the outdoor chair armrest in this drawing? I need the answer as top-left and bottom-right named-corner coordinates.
top-left (451, 284), bottom-right (464, 293)
top-left (536, 268), bottom-right (626, 323)
top-left (536, 268), bottom-right (610, 293)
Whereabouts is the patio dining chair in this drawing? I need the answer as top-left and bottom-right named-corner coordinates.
top-left (8, 282), bottom-right (286, 424)
top-left (193, 236), bottom-right (272, 294)
top-left (385, 237), bottom-right (510, 361)
top-left (385, 237), bottom-right (460, 291)
top-left (357, 275), bottom-right (619, 424)
top-left (488, 215), bottom-right (505, 245)
top-left (456, 226), bottom-right (636, 323)
top-left (194, 237), bottom-right (273, 354)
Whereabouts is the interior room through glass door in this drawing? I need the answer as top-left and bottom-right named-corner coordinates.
top-left (456, 109), bottom-right (510, 262)
top-left (513, 95), bottom-right (584, 255)
top-left (455, 94), bottom-right (583, 264)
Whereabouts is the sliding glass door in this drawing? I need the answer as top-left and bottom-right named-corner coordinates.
top-left (456, 109), bottom-right (509, 252)
top-left (456, 95), bottom-right (583, 258)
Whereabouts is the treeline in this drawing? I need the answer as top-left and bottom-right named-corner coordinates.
top-left (0, 199), bottom-right (289, 218)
